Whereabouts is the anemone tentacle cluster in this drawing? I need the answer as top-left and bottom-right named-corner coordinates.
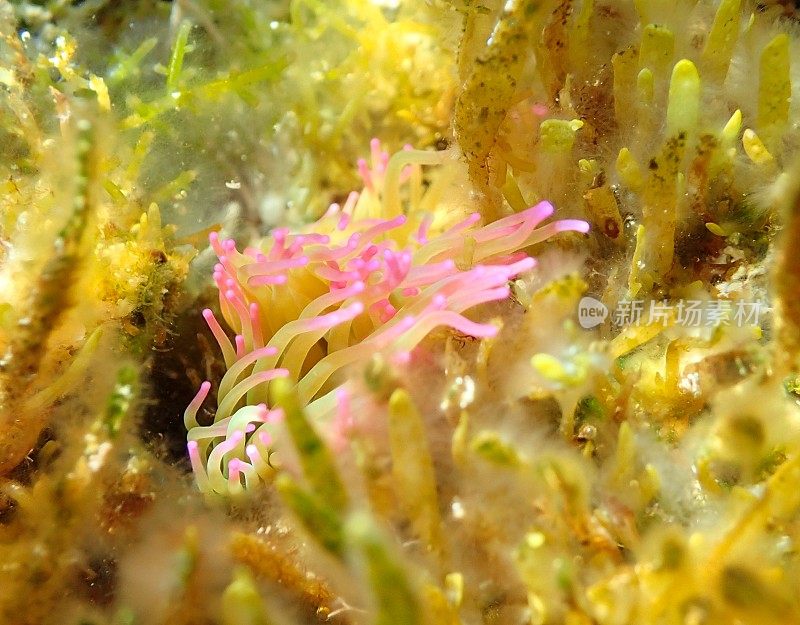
top-left (185, 142), bottom-right (589, 495)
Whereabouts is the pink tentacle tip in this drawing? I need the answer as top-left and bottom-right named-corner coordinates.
top-left (494, 286), bottom-right (512, 300)
top-left (392, 351), bottom-right (412, 365)
top-left (378, 304), bottom-right (396, 323)
top-left (343, 191), bottom-right (360, 211)
top-left (474, 324), bottom-right (500, 339)
top-left (527, 200), bottom-right (554, 219)
top-left (332, 387), bottom-right (354, 448)
top-left (532, 103), bottom-right (549, 116)
top-left (184, 381), bottom-right (211, 421)
top-left (416, 214), bottom-right (433, 243)
top-left (348, 301), bottom-right (365, 316)
top-left (228, 458), bottom-right (242, 475)
top-left (557, 219), bottom-right (591, 234)
top-left (446, 213), bottom-right (481, 235)
top-left (249, 273), bottom-right (288, 287)
top-left (363, 245), bottom-right (380, 261)
top-left (226, 430), bottom-right (241, 443)
top-left (396, 315), bottom-right (416, 333)
top-left (209, 233), bottom-right (226, 257)
top-left (266, 408), bottom-right (284, 424)
top-left (358, 158), bottom-right (373, 189)
top-left (509, 256), bottom-right (537, 275)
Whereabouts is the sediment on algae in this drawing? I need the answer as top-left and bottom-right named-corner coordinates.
top-left (3, 1), bottom-right (800, 624)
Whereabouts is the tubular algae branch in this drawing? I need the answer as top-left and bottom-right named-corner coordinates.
top-left (0, 121), bottom-right (97, 476)
top-left (454, 0), bottom-right (550, 217)
top-left (772, 159), bottom-right (800, 375)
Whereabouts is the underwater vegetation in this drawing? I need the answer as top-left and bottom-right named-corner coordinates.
top-left (3, 0), bottom-right (800, 624)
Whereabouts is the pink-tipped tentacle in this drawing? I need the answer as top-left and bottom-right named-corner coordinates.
top-left (216, 368), bottom-right (290, 422)
top-left (187, 440), bottom-right (211, 492)
top-left (358, 158), bottom-right (373, 191)
top-left (235, 335), bottom-right (246, 359)
top-left (415, 213), bottom-right (434, 244)
top-left (206, 430), bottom-right (244, 493)
top-left (246, 442), bottom-right (272, 480)
top-left (296, 314), bottom-right (417, 404)
top-left (404, 259), bottom-right (457, 288)
top-left (203, 309), bottom-right (237, 368)
top-left (447, 286), bottom-right (512, 312)
top-left (218, 346), bottom-right (280, 399)
top-left (184, 381), bottom-right (212, 430)
top-left (225, 289), bottom-right (255, 351)
top-left (249, 303), bottom-right (264, 348)
top-left (244, 255), bottom-right (309, 287)
top-left (307, 232), bottom-right (362, 263)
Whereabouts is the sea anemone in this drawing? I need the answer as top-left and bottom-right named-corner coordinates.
top-left (185, 142), bottom-right (589, 495)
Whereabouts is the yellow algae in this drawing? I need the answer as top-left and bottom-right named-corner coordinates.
top-left (584, 184), bottom-right (624, 243)
top-left (705, 222), bottom-right (727, 236)
top-left (639, 24), bottom-right (675, 77)
top-left (702, 0), bottom-right (742, 79)
top-left (616, 147), bottom-right (644, 191)
top-left (666, 59), bottom-right (700, 137)
top-left (539, 118), bottom-right (585, 152)
top-left (636, 67), bottom-right (655, 104)
top-left (388, 389), bottom-right (443, 553)
top-left (758, 33), bottom-right (791, 148)
top-left (721, 109), bottom-right (743, 146)
top-left (454, 0), bottom-right (549, 212)
top-left (742, 128), bottom-right (774, 164)
top-left (612, 46), bottom-right (638, 124)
